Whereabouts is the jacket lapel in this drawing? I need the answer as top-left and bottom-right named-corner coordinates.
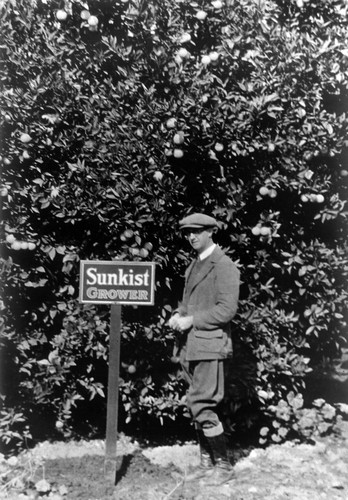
top-left (183, 259), bottom-right (198, 299)
top-left (185, 246), bottom-right (224, 298)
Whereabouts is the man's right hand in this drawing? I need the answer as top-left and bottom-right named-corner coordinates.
top-left (168, 313), bottom-right (181, 331)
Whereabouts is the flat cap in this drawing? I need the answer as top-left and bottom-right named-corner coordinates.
top-left (179, 213), bottom-right (218, 229)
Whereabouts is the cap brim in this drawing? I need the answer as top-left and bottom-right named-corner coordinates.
top-left (180, 224), bottom-right (214, 230)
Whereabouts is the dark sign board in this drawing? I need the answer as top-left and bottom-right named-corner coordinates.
top-left (79, 260), bottom-right (155, 305)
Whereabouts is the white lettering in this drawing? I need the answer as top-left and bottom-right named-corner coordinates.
top-left (107, 274), bottom-right (118, 286)
top-left (85, 287), bottom-right (149, 301)
top-left (143, 270), bottom-right (149, 286)
top-left (86, 268), bottom-right (97, 285)
top-left (118, 269), bottom-right (129, 286)
top-left (134, 273), bottom-right (143, 286)
top-left (86, 266), bottom-right (151, 287)
top-left (98, 274), bottom-right (108, 286)
top-left (86, 286), bottom-right (98, 298)
top-left (108, 289), bottom-right (117, 299)
top-left (117, 290), bottom-right (130, 300)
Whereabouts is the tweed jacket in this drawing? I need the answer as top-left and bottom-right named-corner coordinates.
top-left (176, 245), bottom-right (240, 361)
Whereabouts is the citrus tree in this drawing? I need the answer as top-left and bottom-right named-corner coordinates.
top-left (1, 0), bottom-right (347, 451)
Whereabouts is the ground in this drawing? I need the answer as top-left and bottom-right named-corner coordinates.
top-left (1, 420), bottom-right (348, 500)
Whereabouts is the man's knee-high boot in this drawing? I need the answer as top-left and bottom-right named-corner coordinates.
top-left (203, 431), bottom-right (234, 486)
top-left (185, 427), bottom-right (215, 481)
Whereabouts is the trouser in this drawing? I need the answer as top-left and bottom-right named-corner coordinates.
top-left (181, 358), bottom-right (225, 431)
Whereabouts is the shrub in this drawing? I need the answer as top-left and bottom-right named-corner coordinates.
top-left (259, 393), bottom-right (341, 445)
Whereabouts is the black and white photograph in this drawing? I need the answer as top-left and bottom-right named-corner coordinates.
top-left (0, 0), bottom-right (347, 498)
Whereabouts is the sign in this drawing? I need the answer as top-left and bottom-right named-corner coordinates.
top-left (79, 259), bottom-right (156, 483)
top-left (79, 260), bottom-right (155, 305)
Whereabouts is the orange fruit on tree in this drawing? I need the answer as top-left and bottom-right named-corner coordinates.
top-left (20, 133), bottom-right (31, 143)
top-left (56, 9), bottom-right (67, 21)
top-left (174, 148), bottom-right (184, 158)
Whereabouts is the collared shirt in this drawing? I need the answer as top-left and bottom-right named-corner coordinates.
top-left (199, 243), bottom-right (216, 261)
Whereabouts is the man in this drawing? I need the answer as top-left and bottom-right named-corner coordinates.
top-left (169, 213), bottom-right (240, 486)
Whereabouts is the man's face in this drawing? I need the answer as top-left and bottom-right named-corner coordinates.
top-left (183, 227), bottom-right (213, 254)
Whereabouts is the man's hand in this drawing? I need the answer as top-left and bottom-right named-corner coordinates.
top-left (168, 313), bottom-right (181, 330)
top-left (168, 314), bottom-right (193, 332)
top-left (175, 315), bottom-right (193, 332)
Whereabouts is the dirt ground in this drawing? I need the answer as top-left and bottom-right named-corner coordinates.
top-left (2, 420), bottom-right (348, 500)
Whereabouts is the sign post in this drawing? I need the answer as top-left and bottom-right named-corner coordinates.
top-left (105, 304), bottom-right (122, 463)
top-left (79, 260), bottom-right (155, 482)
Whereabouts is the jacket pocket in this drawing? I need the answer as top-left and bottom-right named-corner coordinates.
top-left (193, 330), bottom-right (224, 353)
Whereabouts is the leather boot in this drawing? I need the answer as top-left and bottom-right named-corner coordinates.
top-left (185, 428), bottom-right (215, 482)
top-left (202, 432), bottom-right (235, 486)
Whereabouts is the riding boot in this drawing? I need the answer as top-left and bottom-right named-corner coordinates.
top-left (185, 428), bottom-right (215, 481)
top-left (203, 431), bottom-right (235, 486)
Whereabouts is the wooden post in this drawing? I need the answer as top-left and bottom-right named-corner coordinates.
top-left (104, 304), bottom-right (122, 480)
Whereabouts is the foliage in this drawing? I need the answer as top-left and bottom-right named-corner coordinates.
top-left (0, 0), bottom-right (348, 451)
top-left (259, 392), bottom-right (341, 445)
top-left (0, 400), bottom-right (31, 452)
